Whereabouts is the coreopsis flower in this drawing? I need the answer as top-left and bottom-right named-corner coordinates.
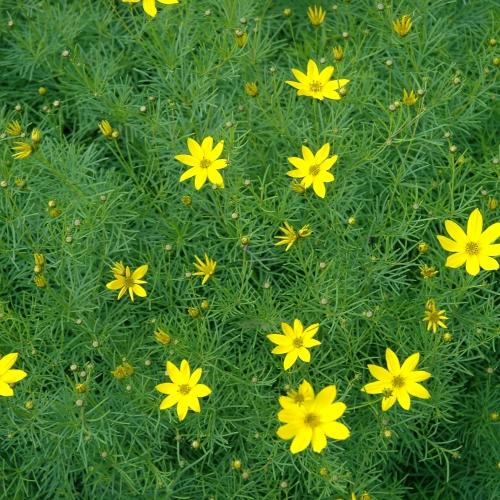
top-left (279, 380), bottom-right (315, 408)
top-left (106, 263), bottom-right (148, 301)
top-left (235, 30), bottom-right (248, 48)
top-left (112, 362), bottom-right (134, 379)
top-left (274, 222), bottom-right (312, 251)
top-left (154, 328), bottom-right (171, 345)
top-left (286, 59), bottom-right (349, 101)
top-left (12, 141), bottom-right (33, 160)
top-left (0, 353), bottom-right (28, 397)
top-left (402, 89), bottom-right (417, 106)
top-left (307, 5), bottom-right (326, 27)
top-left (419, 264), bottom-right (438, 279)
top-left (98, 120), bottom-right (113, 138)
top-left (6, 120), bottom-right (23, 136)
top-left (423, 299), bottom-right (447, 333)
top-left (33, 253), bottom-right (45, 273)
top-left (332, 46), bottom-right (344, 61)
top-left (33, 275), bottom-right (47, 288)
top-left (31, 128), bottom-right (42, 145)
top-left (122, 0), bottom-right (179, 17)
top-left (287, 144), bottom-right (337, 198)
top-left (362, 348), bottom-right (431, 411)
top-left (437, 208), bottom-right (500, 275)
top-left (418, 242), bottom-right (429, 254)
top-left (244, 82), bottom-right (258, 97)
top-left (283, 8), bottom-right (292, 17)
top-left (277, 382), bottom-right (350, 453)
top-left (393, 15), bottom-right (412, 37)
top-left (156, 359), bottom-right (212, 421)
top-left (176, 137), bottom-right (228, 190)
top-left (193, 254), bottom-right (216, 285)
top-left (267, 319), bottom-right (321, 370)
top-left (111, 261), bottom-right (126, 276)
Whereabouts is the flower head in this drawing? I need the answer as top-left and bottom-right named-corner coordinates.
top-left (362, 348), bottom-right (431, 411)
top-left (12, 141), bottom-right (33, 160)
top-left (193, 254), bottom-right (217, 285)
top-left (267, 319), bottom-right (321, 370)
top-left (437, 208), bottom-right (500, 275)
top-left (154, 328), bottom-right (171, 345)
top-left (122, 0), bottom-right (179, 17)
top-left (6, 120), bottom-right (23, 136)
top-left (419, 264), bottom-right (438, 279)
top-left (176, 137), bottom-right (228, 190)
top-left (112, 362), bottom-right (134, 379)
top-left (244, 82), bottom-right (258, 97)
top-left (111, 261), bottom-right (126, 276)
top-left (33, 253), bottom-right (45, 273)
top-left (286, 59), bottom-right (349, 101)
top-left (0, 353), bottom-right (28, 397)
top-left (307, 5), bottom-right (326, 27)
top-left (402, 89), bottom-right (417, 106)
top-left (332, 45), bottom-right (344, 61)
top-left (287, 144), bottom-right (337, 198)
top-left (279, 380), bottom-right (315, 408)
top-left (277, 382), bottom-right (350, 453)
top-left (274, 222), bottom-right (312, 251)
top-left (98, 120), bottom-right (117, 139)
top-left (423, 299), bottom-right (447, 333)
top-left (106, 263), bottom-right (148, 301)
top-left (156, 359), bottom-right (212, 421)
top-left (393, 15), bottom-right (412, 37)
top-left (235, 30), bottom-right (248, 48)
top-left (31, 128), bottom-right (42, 145)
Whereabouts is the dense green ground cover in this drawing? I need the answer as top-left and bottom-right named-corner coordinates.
top-left (0, 0), bottom-right (499, 498)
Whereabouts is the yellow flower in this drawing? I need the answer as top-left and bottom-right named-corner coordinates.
top-left (106, 264), bottom-right (148, 301)
top-left (76, 383), bottom-right (87, 393)
top-left (437, 208), bottom-right (500, 275)
top-left (193, 254), bottom-right (217, 285)
top-left (332, 45), bottom-right (344, 61)
top-left (283, 8), bottom-right (292, 17)
top-left (279, 380), bottom-right (315, 408)
top-left (98, 120), bottom-right (118, 139)
top-left (154, 328), bottom-right (171, 345)
top-left (33, 275), bottom-right (47, 288)
top-left (0, 353), bottom-right (28, 397)
top-left (277, 382), bottom-right (350, 453)
top-left (287, 144), bottom-right (337, 198)
top-left (286, 59), bottom-right (349, 101)
top-left (176, 137), bottom-right (228, 190)
top-left (393, 15), bottom-right (412, 37)
top-left (402, 89), bottom-right (417, 106)
top-left (12, 141), bottom-right (33, 160)
top-left (423, 299), bottom-right (447, 333)
top-left (112, 362), bottom-right (135, 379)
top-left (31, 128), bottom-right (42, 145)
top-left (6, 120), bottom-right (23, 136)
top-left (156, 359), bottom-right (212, 421)
top-left (244, 82), bottom-right (258, 97)
top-left (307, 5), bottom-right (326, 27)
top-left (419, 264), bottom-right (438, 279)
top-left (235, 30), bottom-right (248, 48)
top-left (362, 348), bottom-right (431, 411)
top-left (122, 0), bottom-right (179, 17)
top-left (274, 222), bottom-right (312, 251)
top-left (267, 319), bottom-right (321, 370)
top-left (418, 242), bottom-right (429, 254)
top-left (33, 253), bottom-right (45, 273)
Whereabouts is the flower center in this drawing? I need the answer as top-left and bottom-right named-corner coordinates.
top-left (392, 375), bottom-right (405, 388)
top-left (304, 412), bottom-right (320, 427)
top-left (178, 384), bottom-right (191, 395)
top-left (465, 241), bottom-right (479, 255)
top-left (427, 311), bottom-right (441, 323)
top-left (309, 80), bottom-right (323, 93)
top-left (309, 164), bottom-right (320, 176)
top-left (123, 277), bottom-right (135, 288)
top-left (293, 337), bottom-right (304, 348)
top-left (200, 158), bottom-right (211, 169)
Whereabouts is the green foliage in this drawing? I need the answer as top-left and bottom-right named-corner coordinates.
top-left (0, 0), bottom-right (499, 498)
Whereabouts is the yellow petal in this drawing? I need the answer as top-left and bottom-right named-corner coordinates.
top-left (159, 393), bottom-right (180, 409)
top-left (132, 264), bottom-right (148, 280)
top-left (311, 428), bottom-right (327, 452)
top-left (175, 154), bottom-right (199, 167)
top-left (189, 368), bottom-right (202, 386)
top-left (277, 423), bottom-right (298, 440)
top-left (0, 381), bottom-right (14, 397)
top-left (267, 333), bottom-right (290, 346)
top-left (396, 390), bottom-right (411, 410)
top-left (209, 140), bottom-right (224, 161)
top-left (176, 399), bottom-right (189, 421)
top-left (367, 364), bottom-right (392, 382)
top-left (191, 384), bottom-right (211, 398)
top-left (194, 169), bottom-right (208, 190)
top-left (465, 255), bottom-right (480, 276)
top-left (290, 426), bottom-right (312, 453)
top-left (484, 244), bottom-right (500, 256)
top-left (0, 353), bottom-right (18, 375)
top-left (466, 208), bottom-right (483, 240)
top-left (283, 350), bottom-right (299, 370)
top-left (322, 422), bottom-right (350, 440)
top-left (479, 223), bottom-right (500, 245)
top-left (400, 352), bottom-right (420, 376)
top-left (201, 136), bottom-right (213, 155)
top-left (478, 255), bottom-right (499, 271)
top-left (314, 385), bottom-right (337, 406)
top-left (406, 370), bottom-right (431, 383)
top-left (362, 381), bottom-right (385, 394)
top-left (445, 252), bottom-right (467, 268)
top-left (381, 395), bottom-right (396, 411)
top-left (106, 279), bottom-right (124, 290)
top-left (0, 369), bottom-right (27, 384)
top-left (385, 348), bottom-right (400, 374)
top-left (155, 382), bottom-right (177, 395)
top-left (187, 138), bottom-right (203, 158)
top-left (437, 235), bottom-right (462, 252)
top-left (297, 347), bottom-right (311, 362)
top-left (444, 219), bottom-right (467, 243)
top-left (167, 361), bottom-right (182, 384)
top-left (315, 143), bottom-right (330, 163)
top-left (312, 179), bottom-right (326, 198)
top-left (306, 59), bottom-right (319, 78)
top-left (406, 382), bottom-right (430, 399)
top-left (143, 0), bottom-right (157, 17)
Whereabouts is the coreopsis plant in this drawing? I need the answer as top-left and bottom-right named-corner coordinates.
top-left (267, 319), bottom-right (321, 370)
top-left (176, 137), bottom-right (228, 190)
top-left (287, 144), bottom-right (337, 198)
top-left (0, 353), bottom-right (27, 397)
top-left (277, 382), bottom-right (350, 453)
top-left (156, 359), bottom-right (212, 421)
top-left (192, 254), bottom-right (217, 285)
top-left (122, 0), bottom-right (178, 17)
top-left (362, 348), bottom-right (431, 411)
top-left (437, 208), bottom-right (500, 275)
top-left (307, 5), bottom-right (326, 27)
top-left (286, 59), bottom-right (349, 101)
top-left (106, 263), bottom-right (148, 301)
